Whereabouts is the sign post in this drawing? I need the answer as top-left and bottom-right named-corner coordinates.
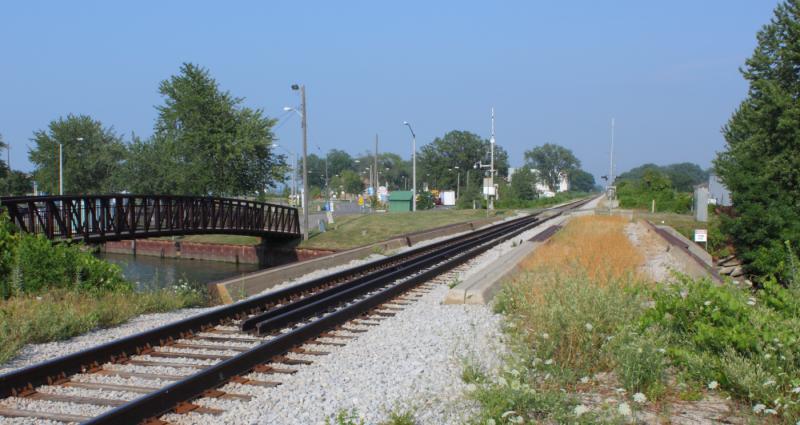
top-left (694, 229), bottom-right (708, 251)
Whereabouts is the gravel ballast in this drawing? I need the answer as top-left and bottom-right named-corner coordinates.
top-left (0, 204), bottom-right (605, 423)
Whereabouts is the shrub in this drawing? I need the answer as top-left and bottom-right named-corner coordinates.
top-left (470, 369), bottom-right (573, 424)
top-left (416, 191), bottom-right (435, 210)
top-left (0, 212), bottom-right (129, 297)
top-left (609, 327), bottom-right (668, 399)
top-left (641, 276), bottom-right (800, 420)
top-left (0, 211), bottom-right (18, 298)
top-left (497, 271), bottom-right (646, 382)
top-left (14, 234), bottom-right (130, 294)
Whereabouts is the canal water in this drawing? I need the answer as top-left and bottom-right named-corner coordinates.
top-left (98, 252), bottom-right (262, 291)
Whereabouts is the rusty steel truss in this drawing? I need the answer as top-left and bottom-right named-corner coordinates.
top-left (0, 194), bottom-right (301, 243)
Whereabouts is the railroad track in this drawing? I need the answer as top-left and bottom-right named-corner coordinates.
top-left (0, 199), bottom-right (589, 424)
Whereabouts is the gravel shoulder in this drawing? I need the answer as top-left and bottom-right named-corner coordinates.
top-left (2, 205), bottom-right (599, 423)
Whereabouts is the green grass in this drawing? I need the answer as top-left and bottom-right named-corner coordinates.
top-left (0, 285), bottom-right (207, 364)
top-left (632, 211), bottom-right (730, 257)
top-left (300, 209), bottom-right (509, 251)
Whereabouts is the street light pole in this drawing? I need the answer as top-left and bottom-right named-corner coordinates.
top-left (59, 143), bottom-right (63, 195)
top-left (289, 84), bottom-right (309, 240)
top-left (455, 166), bottom-right (461, 200)
top-left (489, 108), bottom-right (495, 210)
top-left (403, 122), bottom-right (416, 212)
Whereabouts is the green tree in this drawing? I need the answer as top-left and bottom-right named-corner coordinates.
top-left (418, 130), bottom-right (509, 191)
top-left (28, 114), bottom-right (126, 194)
top-left (327, 149), bottom-right (354, 177)
top-left (641, 169), bottom-right (672, 191)
top-left (524, 143), bottom-right (580, 192)
top-left (509, 167), bottom-right (537, 201)
top-left (663, 163), bottom-right (708, 192)
top-left (569, 169), bottom-right (596, 192)
top-left (714, 0), bottom-right (800, 280)
top-left (617, 162), bottom-right (707, 192)
top-left (3, 171), bottom-right (33, 196)
top-left (117, 135), bottom-right (178, 194)
top-left (134, 63), bottom-right (285, 195)
top-left (339, 169), bottom-right (364, 195)
top-left (306, 153), bottom-right (326, 189)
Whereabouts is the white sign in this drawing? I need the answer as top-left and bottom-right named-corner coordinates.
top-left (694, 229), bottom-right (707, 243)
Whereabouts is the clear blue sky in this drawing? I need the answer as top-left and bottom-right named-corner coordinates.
top-left (0, 1), bottom-right (780, 181)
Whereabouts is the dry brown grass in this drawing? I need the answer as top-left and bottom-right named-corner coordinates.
top-left (521, 215), bottom-right (644, 286)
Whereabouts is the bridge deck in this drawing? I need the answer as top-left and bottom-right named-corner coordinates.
top-left (0, 195), bottom-right (301, 243)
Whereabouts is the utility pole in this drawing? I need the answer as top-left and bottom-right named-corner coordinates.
top-left (6, 144), bottom-right (10, 195)
top-left (374, 134), bottom-right (379, 197)
top-left (59, 143), bottom-right (63, 195)
top-left (489, 108), bottom-right (495, 210)
top-left (290, 84), bottom-right (309, 240)
top-left (403, 122), bottom-right (417, 212)
top-left (609, 117), bottom-right (615, 188)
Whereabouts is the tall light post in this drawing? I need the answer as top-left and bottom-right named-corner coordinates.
top-left (403, 121), bottom-right (416, 211)
top-left (59, 142), bottom-right (63, 195)
top-left (284, 84), bottom-right (308, 240)
top-left (489, 108), bottom-right (495, 210)
top-left (453, 166), bottom-right (461, 200)
top-left (59, 137), bottom-right (83, 195)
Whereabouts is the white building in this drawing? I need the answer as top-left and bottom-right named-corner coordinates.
top-left (507, 167), bottom-right (569, 198)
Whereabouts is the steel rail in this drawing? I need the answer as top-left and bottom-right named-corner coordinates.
top-left (251, 214), bottom-right (542, 335)
top-left (0, 197), bottom-right (591, 424)
top-left (238, 213), bottom-right (541, 331)
top-left (86, 199), bottom-right (585, 425)
top-left (0, 207), bottom-right (552, 398)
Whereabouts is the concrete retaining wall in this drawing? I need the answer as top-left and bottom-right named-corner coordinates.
top-left (102, 240), bottom-right (334, 266)
top-left (210, 215), bottom-right (505, 303)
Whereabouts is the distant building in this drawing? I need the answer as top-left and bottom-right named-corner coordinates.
top-left (508, 167), bottom-right (569, 198)
top-left (708, 174), bottom-right (732, 206)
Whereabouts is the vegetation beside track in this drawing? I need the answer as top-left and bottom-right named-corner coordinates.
top-left (0, 212), bottom-right (207, 364)
top-left (300, 209), bottom-right (510, 251)
top-left (466, 215), bottom-right (799, 423)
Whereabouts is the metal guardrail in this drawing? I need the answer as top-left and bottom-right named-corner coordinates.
top-left (0, 194), bottom-right (301, 242)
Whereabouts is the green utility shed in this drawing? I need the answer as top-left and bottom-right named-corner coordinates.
top-left (388, 191), bottom-right (413, 212)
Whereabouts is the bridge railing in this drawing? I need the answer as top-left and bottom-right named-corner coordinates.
top-left (0, 195), bottom-right (301, 242)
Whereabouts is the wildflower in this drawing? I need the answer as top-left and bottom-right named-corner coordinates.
top-left (498, 377), bottom-right (508, 387)
top-left (764, 408), bottom-right (777, 415)
top-left (763, 380), bottom-right (776, 387)
top-left (704, 300), bottom-right (712, 306)
top-left (584, 323), bottom-right (594, 331)
top-left (764, 354), bottom-right (772, 359)
top-left (753, 404), bottom-right (766, 414)
top-left (747, 297), bottom-right (756, 306)
top-left (633, 393), bottom-right (647, 404)
top-left (501, 411), bottom-right (517, 419)
top-left (657, 348), bottom-right (666, 354)
top-left (486, 419), bottom-right (496, 425)
top-left (708, 381), bottom-right (719, 390)
top-left (791, 387), bottom-right (800, 394)
top-left (541, 333), bottom-right (549, 340)
top-left (618, 402), bottom-right (632, 417)
top-left (580, 376), bottom-right (590, 384)
top-left (544, 359), bottom-right (554, 365)
top-left (573, 404), bottom-right (589, 417)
